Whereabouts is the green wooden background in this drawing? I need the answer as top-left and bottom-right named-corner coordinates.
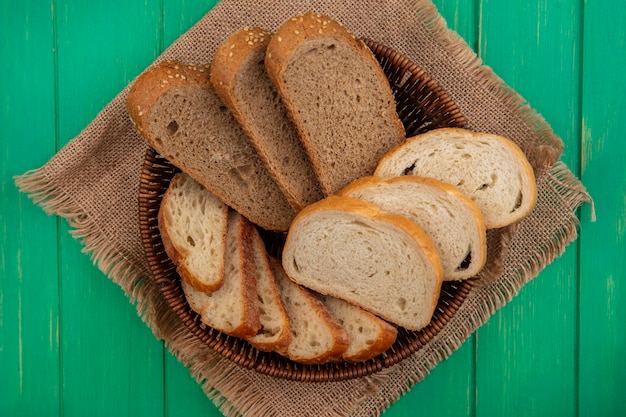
top-left (1, 0), bottom-right (624, 415)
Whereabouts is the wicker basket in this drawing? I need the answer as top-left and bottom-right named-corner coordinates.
top-left (138, 40), bottom-right (472, 382)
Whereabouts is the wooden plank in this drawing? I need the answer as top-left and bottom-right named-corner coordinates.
top-left (475, 0), bottom-right (581, 416)
top-left (53, 1), bottom-right (165, 415)
top-left (384, 1), bottom-right (478, 415)
top-left (0, 1), bottom-right (60, 416)
top-left (579, 1), bottom-right (626, 415)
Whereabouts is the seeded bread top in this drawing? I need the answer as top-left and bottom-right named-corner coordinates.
top-left (265, 12), bottom-right (406, 196)
top-left (127, 60), bottom-right (296, 231)
top-left (210, 27), bottom-right (324, 211)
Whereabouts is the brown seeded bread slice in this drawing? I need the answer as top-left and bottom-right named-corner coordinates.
top-left (182, 210), bottom-right (261, 338)
top-left (281, 195), bottom-right (443, 331)
top-left (269, 258), bottom-right (349, 364)
top-left (339, 176), bottom-right (487, 280)
top-left (244, 225), bottom-right (291, 352)
top-left (265, 12), bottom-right (406, 196)
top-left (375, 128), bottom-right (538, 228)
top-left (127, 60), bottom-right (295, 231)
top-left (158, 173), bottom-right (228, 292)
top-left (210, 27), bottom-right (323, 211)
top-left (318, 294), bottom-right (397, 362)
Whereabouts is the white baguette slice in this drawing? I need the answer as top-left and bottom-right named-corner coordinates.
top-left (339, 176), bottom-right (487, 280)
top-left (159, 173), bottom-right (228, 292)
top-left (182, 210), bottom-right (261, 338)
top-left (210, 27), bottom-right (323, 211)
top-left (282, 196), bottom-right (443, 331)
top-left (270, 258), bottom-right (349, 364)
top-left (265, 12), bottom-right (406, 196)
top-left (244, 226), bottom-right (291, 353)
top-left (319, 294), bottom-right (397, 362)
top-left (375, 128), bottom-right (537, 228)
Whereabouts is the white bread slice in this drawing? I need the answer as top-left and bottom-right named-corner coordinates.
top-left (281, 196), bottom-right (443, 330)
top-left (375, 128), bottom-right (537, 228)
top-left (269, 258), bottom-right (349, 364)
top-left (127, 60), bottom-right (295, 231)
top-left (210, 27), bottom-right (323, 211)
top-left (181, 210), bottom-right (261, 338)
top-left (158, 173), bottom-right (228, 292)
top-left (244, 225), bottom-right (291, 352)
top-left (265, 12), bottom-right (406, 196)
top-left (339, 176), bottom-right (487, 280)
top-left (319, 294), bottom-right (397, 362)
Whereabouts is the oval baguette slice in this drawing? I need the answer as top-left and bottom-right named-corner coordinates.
top-left (127, 60), bottom-right (295, 231)
top-left (210, 27), bottom-right (323, 211)
top-left (269, 258), bottom-right (349, 364)
top-left (319, 294), bottom-right (397, 363)
top-left (375, 128), bottom-right (537, 228)
top-left (158, 173), bottom-right (228, 292)
top-left (282, 196), bottom-right (443, 331)
top-left (339, 176), bottom-right (487, 280)
top-left (265, 12), bottom-right (406, 196)
top-left (244, 225), bottom-right (291, 353)
top-left (181, 210), bottom-right (261, 339)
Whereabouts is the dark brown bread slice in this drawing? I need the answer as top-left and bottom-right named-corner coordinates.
top-left (265, 12), bottom-right (406, 196)
top-left (127, 60), bottom-right (295, 231)
top-left (210, 27), bottom-right (323, 211)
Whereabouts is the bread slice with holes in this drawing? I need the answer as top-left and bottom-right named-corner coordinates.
top-left (210, 27), bottom-right (323, 211)
top-left (244, 225), bottom-right (291, 352)
top-left (281, 195), bottom-right (443, 331)
top-left (318, 294), bottom-right (397, 362)
top-left (181, 210), bottom-right (261, 338)
top-left (375, 128), bottom-right (537, 228)
top-left (339, 176), bottom-right (487, 280)
top-left (265, 12), bottom-right (406, 196)
top-left (158, 172), bottom-right (228, 292)
top-left (270, 258), bottom-right (349, 364)
top-left (127, 60), bottom-right (295, 231)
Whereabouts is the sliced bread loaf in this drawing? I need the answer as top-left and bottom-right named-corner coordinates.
top-left (281, 195), bottom-right (443, 330)
top-left (270, 258), bottom-right (349, 364)
top-left (244, 225), bottom-right (291, 353)
top-left (158, 172), bottom-right (228, 292)
top-left (127, 60), bottom-right (295, 231)
top-left (375, 128), bottom-right (537, 228)
top-left (319, 294), bottom-right (397, 362)
top-left (339, 176), bottom-right (487, 280)
top-left (182, 210), bottom-right (261, 338)
top-left (265, 12), bottom-right (406, 196)
top-left (210, 27), bottom-right (323, 211)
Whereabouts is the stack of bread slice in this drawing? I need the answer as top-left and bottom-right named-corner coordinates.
top-left (129, 12), bottom-right (537, 364)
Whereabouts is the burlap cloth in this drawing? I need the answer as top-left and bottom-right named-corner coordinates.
top-left (16, 0), bottom-right (592, 415)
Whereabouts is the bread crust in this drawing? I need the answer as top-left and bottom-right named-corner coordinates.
top-left (270, 258), bottom-right (349, 364)
top-left (158, 173), bottom-right (228, 292)
top-left (244, 227), bottom-right (292, 353)
top-left (127, 60), bottom-right (212, 136)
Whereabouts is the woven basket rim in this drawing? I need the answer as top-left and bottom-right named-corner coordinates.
top-left (138, 39), bottom-right (473, 382)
